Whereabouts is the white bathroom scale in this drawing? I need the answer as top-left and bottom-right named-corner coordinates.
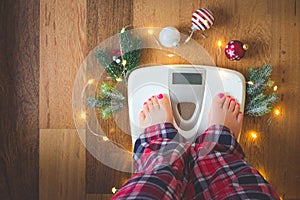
top-left (128, 65), bottom-right (246, 146)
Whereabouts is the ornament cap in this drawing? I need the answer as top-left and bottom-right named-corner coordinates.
top-left (243, 43), bottom-right (249, 51)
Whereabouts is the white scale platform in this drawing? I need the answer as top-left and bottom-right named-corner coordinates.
top-left (128, 65), bottom-right (246, 146)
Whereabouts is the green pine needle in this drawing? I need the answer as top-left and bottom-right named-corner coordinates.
top-left (245, 64), bottom-right (278, 117)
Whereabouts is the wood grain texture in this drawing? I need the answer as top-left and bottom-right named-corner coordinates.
top-left (86, 0), bottom-right (134, 194)
top-left (239, 1), bottom-right (300, 199)
top-left (39, 129), bottom-right (86, 200)
top-left (0, 0), bottom-right (39, 199)
top-left (102, 0), bottom-right (298, 198)
top-left (40, 0), bottom-right (87, 129)
top-left (86, 194), bottom-right (114, 200)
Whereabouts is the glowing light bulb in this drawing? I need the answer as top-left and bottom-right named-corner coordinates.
top-left (147, 29), bottom-right (154, 35)
top-left (167, 54), bottom-right (175, 58)
top-left (122, 59), bottom-right (127, 66)
top-left (120, 27), bottom-right (126, 33)
top-left (274, 108), bottom-right (281, 116)
top-left (87, 79), bottom-right (95, 85)
top-left (116, 77), bottom-right (123, 82)
top-left (217, 40), bottom-right (222, 48)
top-left (247, 81), bottom-right (254, 85)
top-left (103, 136), bottom-right (109, 142)
top-left (258, 169), bottom-right (268, 181)
top-left (112, 187), bottom-right (118, 194)
top-left (273, 85), bottom-right (278, 91)
top-left (250, 131), bottom-right (258, 139)
top-left (80, 111), bottom-right (87, 120)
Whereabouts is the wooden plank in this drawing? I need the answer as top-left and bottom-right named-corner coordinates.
top-left (0, 0), bottom-right (39, 199)
top-left (40, 0), bottom-right (87, 129)
top-left (86, 0), bottom-right (134, 194)
top-left (86, 194), bottom-right (114, 200)
top-left (39, 129), bottom-right (86, 200)
top-left (239, 0), bottom-right (300, 199)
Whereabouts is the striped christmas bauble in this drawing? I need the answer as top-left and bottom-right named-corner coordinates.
top-left (192, 8), bottom-right (214, 31)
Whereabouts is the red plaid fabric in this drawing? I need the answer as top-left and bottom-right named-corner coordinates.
top-left (112, 123), bottom-right (279, 200)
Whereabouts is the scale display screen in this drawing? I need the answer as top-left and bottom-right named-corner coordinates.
top-left (172, 73), bottom-right (202, 85)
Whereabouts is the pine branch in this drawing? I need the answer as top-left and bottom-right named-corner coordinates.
top-left (95, 50), bottom-right (122, 81)
top-left (245, 64), bottom-right (278, 117)
top-left (246, 64), bottom-right (273, 96)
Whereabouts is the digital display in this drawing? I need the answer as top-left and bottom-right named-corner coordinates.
top-left (172, 73), bottom-right (202, 85)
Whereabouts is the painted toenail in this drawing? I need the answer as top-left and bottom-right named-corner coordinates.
top-left (148, 98), bottom-right (151, 101)
top-left (157, 94), bottom-right (163, 99)
top-left (227, 95), bottom-right (232, 98)
top-left (218, 93), bottom-right (224, 98)
top-left (144, 102), bottom-right (147, 105)
top-left (231, 98), bottom-right (235, 101)
top-left (151, 95), bottom-right (155, 98)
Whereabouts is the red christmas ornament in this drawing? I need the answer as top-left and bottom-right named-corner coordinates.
top-left (185, 8), bottom-right (214, 43)
top-left (225, 40), bottom-right (249, 61)
top-left (192, 8), bottom-right (214, 31)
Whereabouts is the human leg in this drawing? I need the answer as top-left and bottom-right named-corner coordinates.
top-left (186, 94), bottom-right (279, 200)
top-left (112, 94), bottom-right (190, 200)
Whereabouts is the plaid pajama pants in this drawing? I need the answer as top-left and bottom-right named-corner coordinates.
top-left (112, 123), bottom-right (279, 200)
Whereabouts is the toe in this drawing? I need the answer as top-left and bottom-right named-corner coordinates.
top-left (213, 93), bottom-right (226, 108)
top-left (139, 110), bottom-right (146, 121)
top-left (147, 98), bottom-right (154, 110)
top-left (151, 95), bottom-right (159, 109)
top-left (143, 101), bottom-right (149, 112)
top-left (237, 112), bottom-right (244, 123)
top-left (223, 96), bottom-right (231, 109)
top-left (157, 94), bottom-right (169, 108)
top-left (228, 98), bottom-right (236, 112)
top-left (233, 103), bottom-right (240, 115)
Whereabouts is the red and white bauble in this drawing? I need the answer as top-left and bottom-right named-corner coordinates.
top-left (192, 8), bottom-right (214, 31)
top-left (225, 40), bottom-right (249, 61)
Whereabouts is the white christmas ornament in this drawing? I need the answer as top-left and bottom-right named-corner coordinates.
top-left (159, 27), bottom-right (181, 48)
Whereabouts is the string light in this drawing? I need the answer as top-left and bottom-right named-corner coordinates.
top-left (273, 85), bottom-right (278, 91)
top-left (120, 27), bottom-right (126, 33)
top-left (87, 79), bottom-right (95, 85)
top-left (103, 136), bottom-right (109, 141)
top-left (274, 108), bottom-right (281, 116)
top-left (217, 40), bottom-right (223, 48)
top-left (249, 131), bottom-right (258, 140)
top-left (247, 81), bottom-right (254, 85)
top-left (112, 187), bottom-right (118, 194)
top-left (258, 169), bottom-right (268, 181)
top-left (147, 29), bottom-right (154, 35)
top-left (122, 59), bottom-right (127, 66)
top-left (116, 77), bottom-right (123, 82)
top-left (80, 111), bottom-right (87, 120)
top-left (167, 54), bottom-right (175, 58)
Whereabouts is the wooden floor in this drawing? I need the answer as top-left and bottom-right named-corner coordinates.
top-left (0, 0), bottom-right (299, 199)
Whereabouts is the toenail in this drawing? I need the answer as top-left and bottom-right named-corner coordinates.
top-left (227, 95), bottom-right (232, 98)
top-left (157, 94), bottom-right (163, 99)
top-left (218, 93), bottom-right (224, 98)
top-left (143, 102), bottom-right (147, 105)
top-left (151, 95), bottom-right (155, 98)
top-left (231, 98), bottom-right (235, 101)
top-left (148, 98), bottom-right (151, 101)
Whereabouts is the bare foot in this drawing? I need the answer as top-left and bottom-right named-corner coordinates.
top-left (209, 93), bottom-right (243, 138)
top-left (139, 94), bottom-right (174, 130)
